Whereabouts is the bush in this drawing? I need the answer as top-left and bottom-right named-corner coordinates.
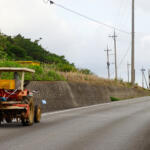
top-left (110, 96), bottom-right (120, 102)
top-left (56, 63), bottom-right (77, 72)
top-left (47, 70), bottom-right (65, 81)
top-left (0, 61), bottom-right (21, 67)
top-left (79, 69), bottom-right (93, 75)
top-left (27, 65), bottom-right (43, 74)
top-left (7, 45), bottom-right (27, 58)
top-left (0, 61), bottom-right (90, 81)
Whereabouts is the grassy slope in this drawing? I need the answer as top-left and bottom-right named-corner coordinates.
top-left (0, 61), bottom-right (65, 81)
top-left (0, 61), bottom-right (144, 89)
top-left (0, 33), bottom-right (148, 92)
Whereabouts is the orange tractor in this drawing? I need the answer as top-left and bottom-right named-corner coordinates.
top-left (0, 67), bottom-right (41, 126)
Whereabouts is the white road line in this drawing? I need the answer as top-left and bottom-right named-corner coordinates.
top-left (42, 103), bottom-right (111, 117)
top-left (42, 96), bottom-right (149, 117)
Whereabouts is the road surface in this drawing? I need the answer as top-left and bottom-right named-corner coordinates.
top-left (1, 97), bottom-right (150, 150)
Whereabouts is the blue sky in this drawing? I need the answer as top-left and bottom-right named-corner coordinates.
top-left (0, 0), bottom-right (150, 87)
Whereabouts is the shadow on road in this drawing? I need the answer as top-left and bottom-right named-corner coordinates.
top-left (0, 122), bottom-right (26, 128)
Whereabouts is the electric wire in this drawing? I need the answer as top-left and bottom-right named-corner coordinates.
top-left (118, 44), bottom-right (131, 67)
top-left (110, 44), bottom-right (131, 78)
top-left (45, 0), bottom-right (130, 35)
top-left (43, 0), bottom-right (132, 79)
top-left (119, 0), bottom-right (129, 26)
top-left (120, 1), bottom-right (130, 29)
top-left (116, 0), bottom-right (127, 26)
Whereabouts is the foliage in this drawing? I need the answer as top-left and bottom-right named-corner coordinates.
top-left (55, 63), bottom-right (77, 72)
top-left (0, 33), bottom-right (73, 66)
top-left (0, 46), bottom-right (7, 60)
top-left (0, 61), bottom-right (21, 67)
top-left (47, 70), bottom-right (65, 81)
top-left (0, 32), bottom-right (93, 77)
top-left (79, 69), bottom-right (93, 75)
top-left (0, 61), bottom-right (65, 81)
top-left (110, 96), bottom-right (120, 102)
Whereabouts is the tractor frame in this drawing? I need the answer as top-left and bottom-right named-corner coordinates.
top-left (0, 67), bottom-right (41, 126)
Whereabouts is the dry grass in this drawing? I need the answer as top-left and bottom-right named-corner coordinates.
top-left (58, 71), bottom-right (132, 87)
top-left (42, 65), bottom-right (144, 89)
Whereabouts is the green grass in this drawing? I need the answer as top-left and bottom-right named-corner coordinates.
top-left (0, 61), bottom-right (65, 81)
top-left (110, 96), bottom-right (121, 102)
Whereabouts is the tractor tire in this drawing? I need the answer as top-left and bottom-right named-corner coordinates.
top-left (34, 105), bottom-right (41, 123)
top-left (21, 119), bottom-right (26, 126)
top-left (5, 117), bottom-right (12, 123)
top-left (0, 114), bottom-right (2, 125)
top-left (22, 97), bottom-right (34, 126)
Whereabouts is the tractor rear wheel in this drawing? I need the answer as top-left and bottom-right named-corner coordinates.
top-left (34, 105), bottom-right (41, 123)
top-left (22, 97), bottom-right (34, 126)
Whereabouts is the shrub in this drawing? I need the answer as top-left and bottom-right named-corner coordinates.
top-left (79, 69), bottom-right (93, 75)
top-left (0, 61), bottom-right (21, 67)
top-left (48, 70), bottom-right (65, 81)
top-left (55, 63), bottom-right (77, 72)
top-left (110, 96), bottom-right (120, 102)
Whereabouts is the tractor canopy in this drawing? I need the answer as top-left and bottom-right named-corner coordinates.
top-left (0, 67), bottom-right (35, 91)
top-left (0, 67), bottom-right (35, 73)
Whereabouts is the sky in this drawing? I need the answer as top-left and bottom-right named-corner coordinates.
top-left (0, 0), bottom-right (150, 87)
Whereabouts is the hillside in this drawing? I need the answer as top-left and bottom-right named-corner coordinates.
top-left (0, 32), bottom-right (147, 90)
top-left (0, 33), bottom-right (70, 64)
top-left (0, 32), bottom-right (92, 74)
top-left (0, 33), bottom-right (149, 104)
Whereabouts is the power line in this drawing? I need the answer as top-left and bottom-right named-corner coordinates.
top-left (45, 0), bottom-right (130, 34)
top-left (119, 0), bottom-right (129, 26)
top-left (110, 44), bottom-right (130, 78)
top-left (118, 44), bottom-right (130, 67)
top-left (116, 0), bottom-right (127, 27)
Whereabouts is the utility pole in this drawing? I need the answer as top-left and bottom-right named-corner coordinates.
top-left (148, 70), bottom-right (150, 89)
top-left (131, 0), bottom-right (135, 85)
top-left (141, 68), bottom-right (145, 88)
top-left (109, 30), bottom-right (118, 80)
top-left (141, 68), bottom-right (148, 88)
top-left (127, 63), bottom-right (131, 82)
top-left (104, 46), bottom-right (111, 79)
top-left (144, 70), bottom-right (149, 89)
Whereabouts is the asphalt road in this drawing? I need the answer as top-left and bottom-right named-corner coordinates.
top-left (1, 97), bottom-right (150, 150)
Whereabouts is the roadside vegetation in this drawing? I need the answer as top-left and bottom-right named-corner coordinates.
top-left (0, 61), bottom-right (65, 81)
top-left (0, 32), bottom-right (148, 90)
top-left (0, 60), bottom-right (138, 89)
top-left (0, 32), bottom-right (93, 81)
top-left (110, 97), bottom-right (121, 102)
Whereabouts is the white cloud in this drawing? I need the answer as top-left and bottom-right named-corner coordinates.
top-left (0, 0), bottom-right (150, 86)
top-left (136, 1), bottom-right (150, 13)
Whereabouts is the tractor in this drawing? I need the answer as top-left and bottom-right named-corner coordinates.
top-left (0, 67), bottom-right (41, 126)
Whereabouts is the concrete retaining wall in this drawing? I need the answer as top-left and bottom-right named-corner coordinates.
top-left (26, 81), bottom-right (150, 112)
